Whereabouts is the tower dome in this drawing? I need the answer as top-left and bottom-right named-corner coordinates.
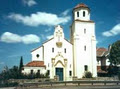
top-left (74, 3), bottom-right (89, 9)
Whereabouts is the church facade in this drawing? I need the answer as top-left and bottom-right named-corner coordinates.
top-left (22, 3), bottom-right (97, 81)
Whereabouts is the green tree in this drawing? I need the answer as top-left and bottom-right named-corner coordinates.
top-left (9, 66), bottom-right (19, 79)
top-left (0, 66), bottom-right (19, 80)
top-left (109, 40), bottom-right (120, 66)
top-left (19, 56), bottom-right (23, 74)
top-left (1, 66), bottom-right (9, 80)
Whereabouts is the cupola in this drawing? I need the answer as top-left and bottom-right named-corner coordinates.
top-left (73, 3), bottom-right (90, 21)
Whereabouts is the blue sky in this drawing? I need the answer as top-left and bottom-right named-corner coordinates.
top-left (0, 0), bottom-right (120, 72)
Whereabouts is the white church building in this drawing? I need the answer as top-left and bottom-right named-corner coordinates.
top-left (22, 3), bottom-right (97, 81)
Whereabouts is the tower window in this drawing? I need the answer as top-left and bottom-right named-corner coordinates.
top-left (84, 29), bottom-right (86, 34)
top-left (84, 65), bottom-right (88, 71)
top-left (84, 46), bottom-right (86, 51)
top-left (69, 71), bottom-right (72, 76)
top-left (83, 11), bottom-right (85, 17)
top-left (77, 12), bottom-right (79, 17)
top-left (52, 48), bottom-right (54, 53)
top-left (64, 48), bottom-right (66, 53)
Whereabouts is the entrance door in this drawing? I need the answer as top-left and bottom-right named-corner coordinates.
top-left (56, 68), bottom-right (63, 81)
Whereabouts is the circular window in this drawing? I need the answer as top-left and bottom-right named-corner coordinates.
top-left (36, 54), bottom-right (39, 58)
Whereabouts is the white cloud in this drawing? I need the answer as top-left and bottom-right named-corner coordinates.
top-left (45, 27), bottom-right (52, 32)
top-left (46, 35), bottom-right (53, 39)
top-left (8, 11), bottom-right (71, 27)
top-left (61, 9), bottom-right (71, 16)
top-left (41, 34), bottom-right (46, 40)
top-left (22, 34), bottom-right (40, 44)
top-left (102, 31), bottom-right (113, 37)
top-left (102, 24), bottom-right (120, 37)
top-left (1, 32), bottom-right (21, 43)
top-left (23, 0), bottom-right (37, 7)
top-left (0, 32), bottom-right (40, 44)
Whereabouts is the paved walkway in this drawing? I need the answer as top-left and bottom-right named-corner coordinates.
top-left (1, 85), bottom-right (120, 89)
top-left (17, 85), bottom-right (120, 89)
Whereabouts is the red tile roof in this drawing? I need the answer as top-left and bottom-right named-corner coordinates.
top-left (74, 3), bottom-right (89, 9)
top-left (25, 61), bottom-right (46, 67)
top-left (97, 48), bottom-right (108, 57)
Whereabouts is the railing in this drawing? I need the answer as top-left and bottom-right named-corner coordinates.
top-left (19, 80), bottom-right (120, 88)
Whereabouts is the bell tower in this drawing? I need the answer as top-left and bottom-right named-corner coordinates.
top-left (70, 3), bottom-right (97, 78)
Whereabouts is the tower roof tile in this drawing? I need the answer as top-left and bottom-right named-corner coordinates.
top-left (74, 3), bottom-right (89, 9)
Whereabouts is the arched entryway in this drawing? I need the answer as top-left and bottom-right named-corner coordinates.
top-left (51, 53), bottom-right (67, 81)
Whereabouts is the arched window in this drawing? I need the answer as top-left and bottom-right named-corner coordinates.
top-left (83, 11), bottom-right (85, 17)
top-left (84, 29), bottom-right (86, 34)
top-left (52, 48), bottom-right (54, 53)
top-left (30, 70), bottom-right (33, 75)
top-left (37, 70), bottom-right (40, 74)
top-left (84, 65), bottom-right (88, 71)
top-left (77, 12), bottom-right (79, 17)
top-left (84, 46), bottom-right (86, 51)
top-left (69, 71), bottom-right (72, 76)
top-left (64, 48), bottom-right (66, 53)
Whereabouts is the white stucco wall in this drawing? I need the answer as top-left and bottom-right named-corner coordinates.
top-left (22, 67), bottom-right (46, 74)
top-left (31, 46), bottom-right (43, 61)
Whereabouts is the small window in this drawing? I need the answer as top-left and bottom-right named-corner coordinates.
top-left (37, 70), bottom-right (40, 74)
top-left (77, 12), bottom-right (79, 17)
top-left (64, 48), bottom-right (66, 53)
top-left (84, 46), bottom-right (86, 51)
top-left (84, 29), bottom-right (86, 34)
top-left (47, 70), bottom-right (50, 75)
top-left (84, 65), bottom-right (88, 71)
top-left (52, 48), bottom-right (54, 53)
top-left (69, 71), bottom-right (72, 76)
top-left (31, 70), bottom-right (33, 75)
top-left (83, 11), bottom-right (85, 17)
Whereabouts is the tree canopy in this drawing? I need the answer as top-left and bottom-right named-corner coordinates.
top-left (109, 40), bottom-right (120, 66)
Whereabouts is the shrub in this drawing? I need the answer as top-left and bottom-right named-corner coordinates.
top-left (0, 82), bottom-right (18, 87)
top-left (118, 71), bottom-right (120, 80)
top-left (84, 71), bottom-right (93, 78)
